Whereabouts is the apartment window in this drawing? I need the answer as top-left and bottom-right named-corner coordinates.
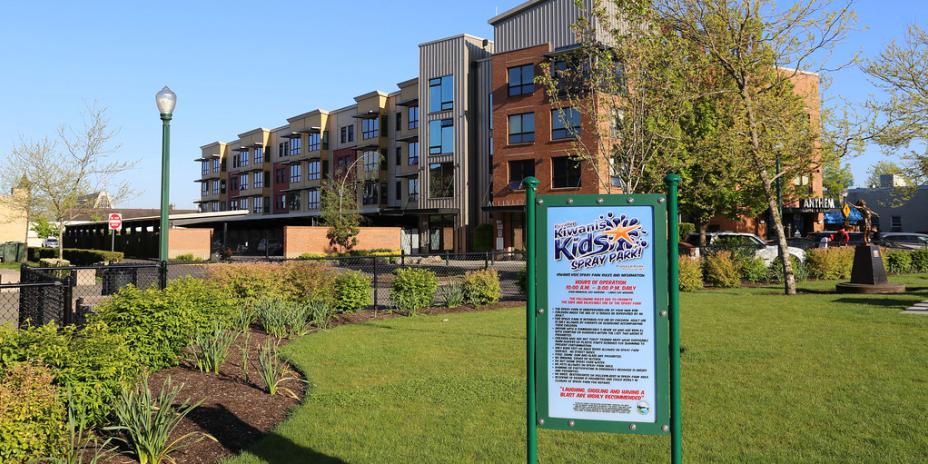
top-left (508, 64), bottom-right (535, 96)
top-left (395, 147), bottom-right (402, 166)
top-left (212, 158), bottom-right (220, 173)
top-left (552, 107), bottom-right (581, 140)
top-left (242, 197), bottom-right (249, 211)
top-left (891, 216), bottom-right (902, 232)
top-left (201, 161), bottom-right (208, 175)
top-left (276, 194), bottom-right (286, 211)
top-left (340, 126), bottom-right (347, 144)
top-left (254, 147), bottom-right (264, 164)
top-left (552, 157), bottom-right (581, 188)
top-left (239, 174), bottom-right (248, 191)
top-left (253, 196), bottom-right (265, 213)
top-left (278, 142), bottom-right (289, 158)
top-left (212, 180), bottom-right (220, 194)
top-left (212, 202), bottom-right (220, 212)
top-left (363, 151), bottom-right (379, 173)
top-left (200, 182), bottom-right (208, 195)
top-left (362, 118), bottom-right (379, 140)
top-left (290, 163), bottom-right (302, 183)
top-left (429, 75), bottom-right (454, 112)
top-left (429, 162), bottom-right (454, 198)
top-left (396, 112), bottom-right (402, 132)
top-left (288, 192), bottom-right (301, 211)
top-left (232, 153), bottom-right (240, 168)
top-left (408, 106), bottom-right (419, 129)
top-left (275, 168), bottom-right (286, 184)
top-left (253, 171), bottom-right (264, 189)
top-left (307, 160), bottom-right (321, 181)
top-left (508, 160), bottom-right (535, 189)
top-left (240, 150), bottom-right (249, 167)
top-left (347, 125), bottom-right (354, 142)
top-left (363, 181), bottom-right (380, 205)
top-left (322, 159), bottom-right (329, 179)
top-left (341, 125), bottom-right (354, 143)
top-left (508, 113), bottom-right (535, 144)
top-left (408, 142), bottom-right (419, 165)
top-left (290, 137), bottom-right (301, 155)
top-left (308, 132), bottom-right (321, 151)
top-left (409, 178), bottom-right (419, 201)
top-left (395, 181), bottom-right (402, 201)
top-left (429, 119), bottom-right (454, 155)
top-left (307, 189), bottom-right (320, 209)
top-left (230, 199), bottom-right (239, 210)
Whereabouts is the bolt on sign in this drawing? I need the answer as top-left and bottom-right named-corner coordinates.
top-left (523, 175), bottom-right (683, 464)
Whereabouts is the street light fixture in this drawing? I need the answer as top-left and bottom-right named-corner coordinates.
top-left (155, 86), bottom-right (176, 264)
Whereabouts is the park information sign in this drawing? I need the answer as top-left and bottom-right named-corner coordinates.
top-left (535, 194), bottom-right (670, 435)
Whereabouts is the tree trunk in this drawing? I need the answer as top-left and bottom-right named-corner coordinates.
top-left (741, 88), bottom-right (796, 295)
top-left (698, 222), bottom-right (708, 247)
top-left (57, 226), bottom-right (64, 261)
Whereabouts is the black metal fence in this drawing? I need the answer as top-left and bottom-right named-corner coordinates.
top-left (0, 252), bottom-right (526, 329)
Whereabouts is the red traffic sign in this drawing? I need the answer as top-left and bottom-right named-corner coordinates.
top-left (108, 213), bottom-right (123, 230)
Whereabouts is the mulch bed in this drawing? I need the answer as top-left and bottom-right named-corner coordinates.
top-left (116, 300), bottom-right (524, 464)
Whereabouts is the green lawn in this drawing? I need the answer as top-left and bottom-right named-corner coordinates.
top-left (230, 275), bottom-right (928, 464)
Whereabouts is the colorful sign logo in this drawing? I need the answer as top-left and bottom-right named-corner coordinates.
top-left (552, 212), bottom-right (649, 270)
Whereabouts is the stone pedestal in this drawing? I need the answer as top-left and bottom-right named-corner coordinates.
top-left (836, 245), bottom-right (905, 294)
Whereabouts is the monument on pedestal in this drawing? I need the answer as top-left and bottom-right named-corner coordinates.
top-left (836, 200), bottom-right (906, 294)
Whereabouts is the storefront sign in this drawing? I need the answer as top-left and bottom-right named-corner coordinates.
top-left (800, 198), bottom-right (836, 211)
top-left (535, 195), bottom-right (669, 435)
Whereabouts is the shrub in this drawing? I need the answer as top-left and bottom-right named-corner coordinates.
top-left (463, 269), bottom-right (502, 306)
top-left (208, 262), bottom-right (337, 306)
top-left (678, 257), bottom-right (704, 292)
top-left (0, 323), bottom-right (141, 426)
top-left (255, 299), bottom-right (310, 338)
top-left (740, 256), bottom-right (769, 283)
top-left (805, 247), bottom-right (854, 280)
top-left (257, 339), bottom-right (300, 398)
top-left (29, 248), bottom-right (123, 265)
top-left (0, 363), bottom-right (66, 464)
top-left (188, 327), bottom-right (238, 375)
top-left (911, 248), bottom-right (928, 273)
top-left (91, 278), bottom-right (237, 370)
top-left (439, 282), bottom-right (466, 308)
top-left (678, 222), bottom-right (696, 241)
top-left (334, 271), bottom-right (372, 312)
top-left (172, 253), bottom-right (203, 263)
top-left (282, 262), bottom-right (338, 307)
top-left (391, 268), bottom-right (438, 315)
top-left (107, 376), bottom-right (211, 464)
top-left (517, 266), bottom-right (527, 295)
top-left (299, 252), bottom-right (329, 259)
top-left (307, 300), bottom-right (338, 330)
top-left (885, 250), bottom-right (913, 274)
top-left (703, 251), bottom-right (741, 288)
top-left (767, 255), bottom-right (808, 283)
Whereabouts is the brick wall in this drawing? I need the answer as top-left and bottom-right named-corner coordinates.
top-left (283, 226), bottom-right (401, 258)
top-left (169, 228), bottom-right (212, 260)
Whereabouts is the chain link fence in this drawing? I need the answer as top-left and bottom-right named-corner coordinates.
top-left (1, 252), bottom-right (527, 329)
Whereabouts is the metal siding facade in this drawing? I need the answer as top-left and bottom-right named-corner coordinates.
top-left (474, 58), bottom-right (493, 226)
top-left (493, 0), bottom-right (615, 53)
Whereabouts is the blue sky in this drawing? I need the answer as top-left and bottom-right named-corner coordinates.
top-left (0, 1), bottom-right (923, 208)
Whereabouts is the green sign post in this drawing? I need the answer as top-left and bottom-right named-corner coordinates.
top-left (523, 174), bottom-right (682, 463)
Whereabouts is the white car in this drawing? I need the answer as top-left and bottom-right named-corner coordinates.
top-left (42, 237), bottom-right (59, 248)
top-left (690, 232), bottom-right (806, 265)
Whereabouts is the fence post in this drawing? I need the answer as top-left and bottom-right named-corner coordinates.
top-left (372, 256), bottom-right (379, 310)
top-left (74, 297), bottom-right (84, 327)
top-left (484, 252), bottom-right (489, 270)
top-left (445, 251), bottom-right (450, 267)
top-left (401, 249), bottom-right (405, 266)
top-left (62, 276), bottom-right (73, 327)
top-left (159, 261), bottom-right (168, 290)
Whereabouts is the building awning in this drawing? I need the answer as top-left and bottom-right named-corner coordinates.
top-left (352, 111), bottom-right (380, 120)
top-left (281, 132), bottom-right (302, 139)
top-left (824, 208), bottom-right (864, 225)
top-left (397, 97), bottom-right (419, 107)
top-left (193, 153), bottom-right (220, 161)
top-left (354, 143), bottom-right (381, 151)
top-left (396, 133), bottom-right (419, 143)
top-left (394, 171), bottom-right (419, 178)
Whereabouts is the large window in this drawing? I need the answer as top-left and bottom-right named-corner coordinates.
top-left (290, 163), bottom-right (302, 183)
top-left (308, 132), bottom-right (320, 151)
top-left (409, 178), bottom-right (419, 201)
top-left (552, 107), bottom-right (581, 140)
top-left (201, 161), bottom-right (208, 175)
top-left (253, 147), bottom-right (264, 164)
top-left (212, 158), bottom-right (220, 173)
top-left (429, 75), bottom-right (454, 112)
top-left (408, 106), bottom-right (419, 129)
top-left (253, 196), bottom-right (265, 213)
top-left (408, 142), bottom-right (419, 165)
top-left (288, 192), bottom-right (301, 211)
top-left (238, 174), bottom-right (248, 191)
top-left (240, 150), bottom-right (249, 167)
top-left (429, 162), bottom-right (454, 198)
top-left (508, 113), bottom-right (535, 144)
top-left (278, 141), bottom-right (289, 158)
top-left (253, 171), bottom-right (264, 189)
top-left (552, 157), bottom-right (582, 188)
top-left (362, 151), bottom-right (379, 173)
top-left (347, 125), bottom-right (354, 142)
top-left (340, 127), bottom-right (347, 144)
top-left (307, 189), bottom-right (320, 209)
top-left (275, 168), bottom-right (286, 184)
top-left (340, 125), bottom-right (355, 144)
top-left (308, 159), bottom-right (321, 181)
top-left (428, 119), bottom-right (454, 155)
top-left (213, 180), bottom-right (220, 194)
top-left (276, 194), bottom-right (286, 211)
top-left (508, 160), bottom-right (535, 189)
top-left (362, 118), bottom-right (379, 140)
top-left (200, 182), bottom-right (208, 195)
top-left (363, 181), bottom-right (380, 205)
top-left (508, 64), bottom-right (535, 96)
top-left (289, 137), bottom-right (301, 155)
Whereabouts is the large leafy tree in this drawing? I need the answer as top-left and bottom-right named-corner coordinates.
top-left (822, 159), bottom-right (854, 200)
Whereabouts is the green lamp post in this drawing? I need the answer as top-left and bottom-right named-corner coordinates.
top-left (155, 86), bottom-right (176, 263)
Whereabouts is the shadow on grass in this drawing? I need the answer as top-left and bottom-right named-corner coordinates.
top-left (358, 320), bottom-right (525, 341)
top-left (833, 297), bottom-right (921, 308)
top-left (186, 404), bottom-right (347, 463)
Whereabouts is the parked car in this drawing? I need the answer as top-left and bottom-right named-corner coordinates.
top-left (877, 232), bottom-right (928, 250)
top-left (42, 237), bottom-right (59, 248)
top-left (686, 232), bottom-right (806, 265)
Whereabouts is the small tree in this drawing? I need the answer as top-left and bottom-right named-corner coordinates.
top-left (31, 216), bottom-right (62, 242)
top-left (320, 155), bottom-right (365, 253)
top-left (822, 158), bottom-right (854, 200)
top-left (1, 105), bottom-right (133, 259)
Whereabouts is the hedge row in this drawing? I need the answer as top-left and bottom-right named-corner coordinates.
top-left (680, 247), bottom-right (928, 290)
top-left (28, 247), bottom-right (124, 265)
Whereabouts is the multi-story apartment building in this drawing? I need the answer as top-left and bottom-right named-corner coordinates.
top-left (194, 0), bottom-right (825, 253)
